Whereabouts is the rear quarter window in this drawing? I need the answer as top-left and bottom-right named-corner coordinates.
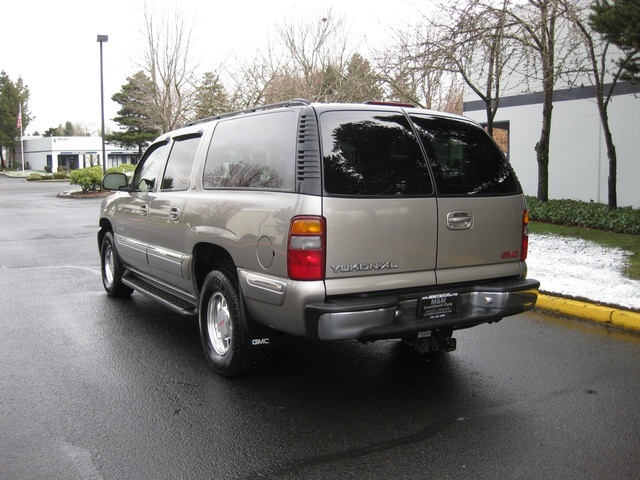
top-left (320, 110), bottom-right (433, 196)
top-left (410, 114), bottom-right (519, 195)
top-left (202, 111), bottom-right (297, 190)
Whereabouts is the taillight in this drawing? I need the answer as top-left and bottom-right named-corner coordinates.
top-left (287, 216), bottom-right (326, 281)
top-left (520, 209), bottom-right (529, 261)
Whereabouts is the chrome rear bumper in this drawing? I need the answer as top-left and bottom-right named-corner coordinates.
top-left (305, 278), bottom-right (540, 340)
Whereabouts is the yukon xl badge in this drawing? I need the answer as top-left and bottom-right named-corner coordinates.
top-left (331, 261), bottom-right (399, 274)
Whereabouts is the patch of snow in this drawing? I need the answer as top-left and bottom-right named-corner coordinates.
top-left (527, 233), bottom-right (640, 310)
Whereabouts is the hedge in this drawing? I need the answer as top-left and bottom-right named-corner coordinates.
top-left (107, 164), bottom-right (136, 174)
top-left (526, 196), bottom-right (640, 235)
top-left (69, 166), bottom-right (104, 192)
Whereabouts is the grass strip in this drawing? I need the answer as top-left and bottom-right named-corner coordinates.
top-left (529, 222), bottom-right (640, 281)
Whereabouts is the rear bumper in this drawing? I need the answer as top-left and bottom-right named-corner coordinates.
top-left (305, 278), bottom-right (540, 340)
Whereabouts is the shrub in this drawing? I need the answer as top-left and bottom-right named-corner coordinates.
top-left (69, 166), bottom-right (104, 192)
top-left (526, 196), bottom-right (640, 235)
top-left (44, 165), bottom-right (52, 173)
top-left (53, 172), bottom-right (67, 180)
top-left (107, 164), bottom-right (136, 174)
top-left (25, 172), bottom-right (51, 181)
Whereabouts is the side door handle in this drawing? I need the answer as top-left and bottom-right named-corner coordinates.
top-left (140, 204), bottom-right (149, 217)
top-left (447, 211), bottom-right (473, 230)
top-left (169, 206), bottom-right (181, 223)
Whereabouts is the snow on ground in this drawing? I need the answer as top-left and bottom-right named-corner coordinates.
top-left (527, 233), bottom-right (640, 310)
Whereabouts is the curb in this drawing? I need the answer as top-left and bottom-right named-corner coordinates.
top-left (535, 294), bottom-right (640, 333)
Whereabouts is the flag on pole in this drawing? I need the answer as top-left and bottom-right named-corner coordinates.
top-left (17, 104), bottom-right (25, 172)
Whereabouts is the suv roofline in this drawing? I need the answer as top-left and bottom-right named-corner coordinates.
top-left (308, 101), bottom-right (474, 123)
top-left (183, 99), bottom-right (476, 129)
top-left (185, 98), bottom-right (311, 127)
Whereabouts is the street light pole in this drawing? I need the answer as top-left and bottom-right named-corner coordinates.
top-left (97, 34), bottom-right (108, 173)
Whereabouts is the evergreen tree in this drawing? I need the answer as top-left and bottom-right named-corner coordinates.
top-left (63, 121), bottom-right (75, 136)
top-left (43, 125), bottom-right (64, 137)
top-left (107, 71), bottom-right (160, 157)
top-left (590, 0), bottom-right (640, 82)
top-left (343, 53), bottom-right (383, 103)
top-left (191, 72), bottom-right (232, 120)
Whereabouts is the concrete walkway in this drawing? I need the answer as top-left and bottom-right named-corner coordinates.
top-left (536, 294), bottom-right (640, 333)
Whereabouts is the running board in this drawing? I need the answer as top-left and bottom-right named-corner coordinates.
top-left (122, 274), bottom-right (197, 316)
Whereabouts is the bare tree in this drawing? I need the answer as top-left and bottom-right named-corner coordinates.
top-left (378, 0), bottom-right (520, 120)
top-left (563, 0), bottom-right (632, 209)
top-left (431, 0), bottom-right (527, 134)
top-left (138, 4), bottom-right (197, 132)
top-left (230, 41), bottom-right (286, 108)
top-left (376, 23), bottom-right (460, 110)
top-left (229, 11), bottom-right (379, 106)
top-left (443, 78), bottom-right (465, 114)
top-left (275, 12), bottom-right (350, 101)
top-left (498, 0), bottom-right (584, 201)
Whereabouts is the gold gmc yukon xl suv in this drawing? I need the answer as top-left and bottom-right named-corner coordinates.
top-left (99, 100), bottom-right (539, 376)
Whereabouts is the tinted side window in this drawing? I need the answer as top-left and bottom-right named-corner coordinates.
top-left (320, 111), bottom-right (433, 196)
top-left (203, 111), bottom-right (296, 190)
top-left (131, 142), bottom-right (169, 192)
top-left (161, 135), bottom-right (201, 191)
top-left (410, 114), bottom-right (519, 195)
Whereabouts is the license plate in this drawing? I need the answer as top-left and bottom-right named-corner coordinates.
top-left (418, 293), bottom-right (458, 319)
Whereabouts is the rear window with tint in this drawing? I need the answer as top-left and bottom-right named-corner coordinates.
top-left (410, 114), bottom-right (519, 195)
top-left (320, 111), bottom-right (433, 196)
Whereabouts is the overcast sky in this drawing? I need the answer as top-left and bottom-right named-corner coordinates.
top-left (2, 0), bottom-right (422, 135)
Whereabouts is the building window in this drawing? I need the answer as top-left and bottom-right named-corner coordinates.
top-left (482, 121), bottom-right (510, 159)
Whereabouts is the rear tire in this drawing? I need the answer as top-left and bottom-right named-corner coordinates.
top-left (199, 269), bottom-right (260, 376)
top-left (101, 231), bottom-right (133, 297)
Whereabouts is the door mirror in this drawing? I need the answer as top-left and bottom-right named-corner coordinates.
top-left (102, 172), bottom-right (129, 191)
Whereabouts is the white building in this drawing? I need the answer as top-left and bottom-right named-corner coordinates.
top-left (464, 81), bottom-right (640, 208)
top-left (14, 136), bottom-right (139, 172)
top-left (461, 0), bottom-right (640, 209)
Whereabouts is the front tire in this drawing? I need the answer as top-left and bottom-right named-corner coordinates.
top-left (101, 231), bottom-right (133, 297)
top-left (199, 270), bottom-right (260, 376)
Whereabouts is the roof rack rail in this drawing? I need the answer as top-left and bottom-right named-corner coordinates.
top-left (364, 100), bottom-right (416, 108)
top-left (185, 98), bottom-right (311, 127)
